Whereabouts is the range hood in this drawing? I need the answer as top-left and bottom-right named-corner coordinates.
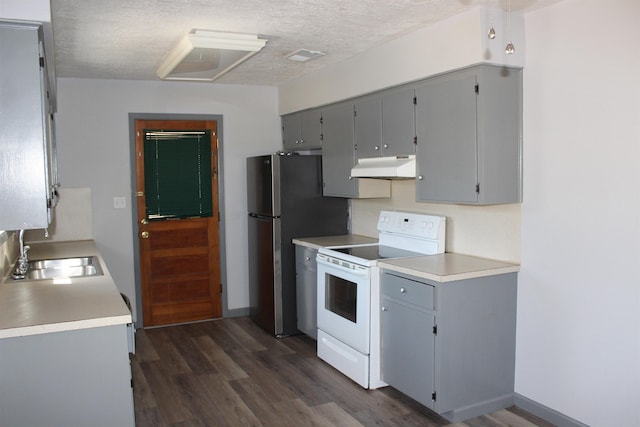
top-left (350, 155), bottom-right (416, 179)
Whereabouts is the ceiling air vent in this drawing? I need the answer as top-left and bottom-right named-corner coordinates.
top-left (284, 49), bottom-right (325, 63)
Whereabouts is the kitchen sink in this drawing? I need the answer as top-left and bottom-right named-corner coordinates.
top-left (8, 256), bottom-right (104, 281)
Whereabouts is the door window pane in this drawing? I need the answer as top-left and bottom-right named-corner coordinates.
top-left (144, 130), bottom-right (213, 219)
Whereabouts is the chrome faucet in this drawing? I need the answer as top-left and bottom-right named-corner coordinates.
top-left (12, 229), bottom-right (30, 279)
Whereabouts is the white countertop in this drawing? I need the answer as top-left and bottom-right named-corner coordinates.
top-left (0, 240), bottom-right (132, 339)
top-left (292, 234), bottom-right (378, 249)
top-left (379, 253), bottom-right (520, 283)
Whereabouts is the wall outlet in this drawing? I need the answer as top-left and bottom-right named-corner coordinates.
top-left (113, 196), bottom-right (126, 209)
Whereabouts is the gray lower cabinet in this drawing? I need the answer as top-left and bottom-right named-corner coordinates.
top-left (414, 64), bottom-right (522, 204)
top-left (295, 245), bottom-right (318, 339)
top-left (282, 109), bottom-right (323, 150)
top-left (380, 269), bottom-right (517, 423)
top-left (0, 324), bottom-right (135, 427)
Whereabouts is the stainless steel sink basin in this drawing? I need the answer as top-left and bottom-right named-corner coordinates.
top-left (26, 265), bottom-right (102, 280)
top-left (29, 256), bottom-right (97, 270)
top-left (8, 256), bottom-right (104, 281)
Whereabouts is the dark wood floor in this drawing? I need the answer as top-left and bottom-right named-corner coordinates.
top-left (132, 317), bottom-right (553, 427)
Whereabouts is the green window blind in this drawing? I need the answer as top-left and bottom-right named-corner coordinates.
top-left (143, 130), bottom-right (213, 220)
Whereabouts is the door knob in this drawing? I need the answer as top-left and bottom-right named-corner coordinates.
top-left (141, 231), bottom-right (150, 239)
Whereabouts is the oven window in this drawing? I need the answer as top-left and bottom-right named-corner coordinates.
top-left (325, 273), bottom-right (357, 323)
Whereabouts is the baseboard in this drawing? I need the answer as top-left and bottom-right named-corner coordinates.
top-left (514, 393), bottom-right (589, 427)
top-left (440, 393), bottom-right (515, 423)
top-left (226, 307), bottom-right (250, 317)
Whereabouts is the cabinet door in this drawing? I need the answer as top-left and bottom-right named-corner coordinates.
top-left (382, 87), bottom-right (416, 157)
top-left (415, 72), bottom-right (478, 203)
top-left (0, 22), bottom-right (50, 230)
top-left (295, 245), bottom-right (318, 338)
top-left (299, 109), bottom-right (322, 148)
top-left (321, 102), bottom-right (356, 197)
top-left (381, 296), bottom-right (435, 409)
top-left (354, 96), bottom-right (383, 159)
top-left (282, 113), bottom-right (301, 150)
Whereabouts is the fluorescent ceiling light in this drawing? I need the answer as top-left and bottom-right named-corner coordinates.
top-left (157, 30), bottom-right (267, 81)
top-left (284, 49), bottom-right (325, 63)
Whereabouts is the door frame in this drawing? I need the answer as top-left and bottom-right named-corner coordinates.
top-left (128, 113), bottom-right (228, 328)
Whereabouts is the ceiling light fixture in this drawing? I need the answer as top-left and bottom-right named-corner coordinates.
top-left (157, 30), bottom-right (267, 81)
top-left (284, 49), bottom-right (325, 63)
top-left (505, 0), bottom-right (515, 55)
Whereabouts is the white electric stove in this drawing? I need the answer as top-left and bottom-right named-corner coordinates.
top-left (316, 210), bottom-right (446, 389)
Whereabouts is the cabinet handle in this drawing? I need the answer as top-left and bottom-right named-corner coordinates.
top-left (382, 306), bottom-right (388, 312)
top-left (295, 140), bottom-right (300, 144)
top-left (418, 175), bottom-right (424, 180)
top-left (383, 144), bottom-right (388, 149)
top-left (141, 231), bottom-right (150, 239)
top-left (374, 146), bottom-right (379, 150)
top-left (300, 139), bottom-right (304, 144)
top-left (305, 257), bottom-right (311, 261)
top-left (400, 287), bottom-right (407, 293)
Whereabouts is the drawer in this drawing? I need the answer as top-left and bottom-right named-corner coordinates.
top-left (295, 245), bottom-right (317, 272)
top-left (381, 273), bottom-right (434, 310)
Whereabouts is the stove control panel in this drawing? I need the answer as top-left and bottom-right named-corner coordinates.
top-left (377, 210), bottom-right (446, 240)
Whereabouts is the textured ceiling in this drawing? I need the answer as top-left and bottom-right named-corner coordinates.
top-left (51, 0), bottom-right (561, 86)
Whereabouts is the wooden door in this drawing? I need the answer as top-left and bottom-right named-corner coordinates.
top-left (135, 119), bottom-right (221, 326)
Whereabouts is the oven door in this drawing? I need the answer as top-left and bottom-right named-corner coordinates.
top-left (317, 256), bottom-right (370, 355)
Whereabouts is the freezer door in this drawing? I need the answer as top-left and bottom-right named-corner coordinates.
top-left (248, 213), bottom-right (283, 336)
top-left (247, 155), bottom-right (280, 217)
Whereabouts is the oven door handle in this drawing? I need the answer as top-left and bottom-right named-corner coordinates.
top-left (317, 259), bottom-right (369, 277)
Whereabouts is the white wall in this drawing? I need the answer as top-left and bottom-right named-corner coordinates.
top-left (55, 78), bottom-right (281, 320)
top-left (518, 0), bottom-right (640, 425)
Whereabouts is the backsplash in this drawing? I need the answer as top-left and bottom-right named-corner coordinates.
top-left (0, 231), bottom-right (19, 279)
top-left (351, 180), bottom-right (521, 263)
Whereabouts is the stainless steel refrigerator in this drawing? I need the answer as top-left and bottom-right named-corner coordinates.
top-left (247, 153), bottom-right (348, 337)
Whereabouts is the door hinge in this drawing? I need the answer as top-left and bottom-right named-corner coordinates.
top-left (131, 379), bottom-right (134, 389)
top-left (320, 133), bottom-right (324, 141)
top-left (475, 183), bottom-right (480, 194)
top-left (413, 136), bottom-right (417, 145)
top-left (320, 116), bottom-right (323, 125)
top-left (39, 57), bottom-right (45, 68)
top-left (432, 391), bottom-right (437, 401)
top-left (433, 324), bottom-right (438, 335)
top-left (413, 95), bottom-right (417, 105)
top-left (475, 83), bottom-right (479, 94)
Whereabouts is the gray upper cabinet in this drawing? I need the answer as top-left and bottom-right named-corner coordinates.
top-left (0, 21), bottom-right (58, 231)
top-left (381, 87), bottom-right (417, 157)
top-left (321, 102), bottom-right (357, 197)
top-left (354, 88), bottom-right (416, 159)
top-left (354, 96), bottom-right (383, 159)
top-left (322, 102), bottom-right (390, 198)
top-left (282, 109), bottom-right (322, 150)
top-left (415, 65), bottom-right (522, 204)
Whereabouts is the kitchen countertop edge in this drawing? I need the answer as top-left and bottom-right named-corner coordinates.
top-left (292, 234), bottom-right (378, 250)
top-left (0, 240), bottom-right (132, 340)
top-left (379, 253), bottom-right (520, 283)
